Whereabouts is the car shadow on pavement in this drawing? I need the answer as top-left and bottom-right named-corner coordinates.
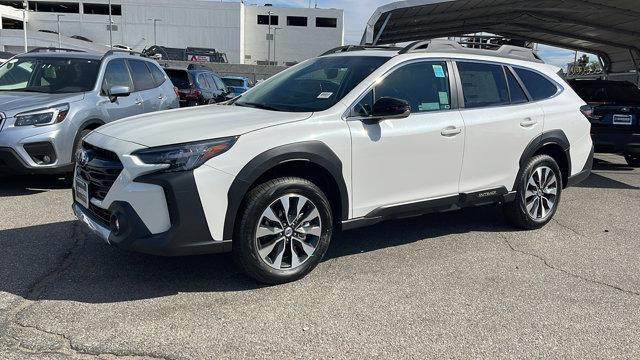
top-left (0, 206), bottom-right (515, 304)
top-left (0, 174), bottom-right (70, 196)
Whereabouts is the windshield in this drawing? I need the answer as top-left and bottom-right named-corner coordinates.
top-left (0, 57), bottom-right (100, 93)
top-left (165, 69), bottom-right (191, 89)
top-left (235, 56), bottom-right (389, 112)
top-left (223, 78), bottom-right (245, 87)
top-left (573, 82), bottom-right (640, 104)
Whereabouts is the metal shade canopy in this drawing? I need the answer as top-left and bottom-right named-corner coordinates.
top-left (361, 0), bottom-right (640, 74)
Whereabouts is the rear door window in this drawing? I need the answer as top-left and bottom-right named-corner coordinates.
top-left (147, 62), bottom-right (166, 87)
top-left (127, 59), bottom-right (156, 91)
top-left (505, 67), bottom-right (529, 104)
top-left (514, 68), bottom-right (559, 101)
top-left (102, 58), bottom-right (133, 94)
top-left (212, 75), bottom-right (227, 92)
top-left (457, 62), bottom-right (510, 108)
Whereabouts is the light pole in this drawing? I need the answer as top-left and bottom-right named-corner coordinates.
top-left (56, 14), bottom-right (64, 48)
top-left (147, 18), bottom-right (162, 46)
top-left (108, 0), bottom-right (113, 49)
top-left (273, 27), bottom-right (282, 66)
top-left (22, 0), bottom-right (28, 52)
top-left (266, 11), bottom-right (275, 65)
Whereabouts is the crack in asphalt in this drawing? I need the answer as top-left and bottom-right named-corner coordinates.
top-left (2, 222), bottom-right (173, 360)
top-left (499, 233), bottom-right (640, 297)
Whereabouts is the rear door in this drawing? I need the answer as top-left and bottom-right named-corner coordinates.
top-left (146, 61), bottom-right (170, 111)
top-left (455, 61), bottom-right (544, 193)
top-left (127, 59), bottom-right (160, 113)
top-left (99, 58), bottom-right (143, 121)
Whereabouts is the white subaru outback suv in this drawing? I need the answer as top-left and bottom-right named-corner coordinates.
top-left (73, 40), bottom-right (593, 284)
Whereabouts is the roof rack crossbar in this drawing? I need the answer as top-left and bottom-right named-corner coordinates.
top-left (103, 49), bottom-right (145, 59)
top-left (320, 45), bottom-right (401, 56)
top-left (28, 47), bottom-right (85, 53)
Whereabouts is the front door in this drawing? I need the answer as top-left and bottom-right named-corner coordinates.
top-left (99, 58), bottom-right (144, 121)
top-left (347, 60), bottom-right (466, 218)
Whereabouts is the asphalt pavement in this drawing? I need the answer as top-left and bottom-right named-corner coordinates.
top-left (0, 153), bottom-right (638, 359)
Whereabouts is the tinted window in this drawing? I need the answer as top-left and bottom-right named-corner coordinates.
top-left (196, 73), bottom-right (208, 89)
top-left (128, 59), bottom-right (156, 91)
top-left (236, 56), bottom-right (388, 112)
top-left (102, 59), bottom-right (133, 94)
top-left (374, 61), bottom-right (451, 113)
top-left (505, 67), bottom-right (528, 104)
top-left (287, 16), bottom-right (307, 26)
top-left (571, 82), bottom-right (640, 105)
top-left (514, 68), bottom-right (558, 101)
top-left (223, 78), bottom-right (245, 87)
top-left (316, 17), bottom-right (337, 28)
top-left (457, 62), bottom-right (509, 108)
top-left (165, 69), bottom-right (190, 89)
top-left (212, 76), bottom-right (227, 92)
top-left (257, 15), bottom-right (278, 25)
top-left (147, 62), bottom-right (166, 87)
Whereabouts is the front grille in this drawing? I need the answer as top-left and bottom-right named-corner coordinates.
top-left (77, 142), bottom-right (123, 202)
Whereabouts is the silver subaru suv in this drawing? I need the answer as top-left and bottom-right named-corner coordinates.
top-left (0, 48), bottom-right (179, 175)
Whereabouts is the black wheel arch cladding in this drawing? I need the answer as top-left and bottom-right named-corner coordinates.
top-left (515, 129), bottom-right (571, 191)
top-left (223, 141), bottom-right (349, 240)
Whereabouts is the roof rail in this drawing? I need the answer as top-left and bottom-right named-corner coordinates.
top-left (399, 39), bottom-right (543, 63)
top-left (103, 49), bottom-right (145, 58)
top-left (320, 45), bottom-right (401, 56)
top-left (187, 63), bottom-right (212, 71)
top-left (28, 47), bottom-right (85, 53)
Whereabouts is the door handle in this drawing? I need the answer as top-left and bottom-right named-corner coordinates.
top-left (158, 95), bottom-right (165, 100)
top-left (135, 99), bottom-right (143, 106)
top-left (520, 118), bottom-right (538, 128)
top-left (441, 126), bottom-right (462, 137)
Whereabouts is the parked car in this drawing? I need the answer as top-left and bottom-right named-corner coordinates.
top-left (74, 41), bottom-right (593, 284)
top-left (569, 79), bottom-right (640, 166)
top-left (222, 76), bottom-right (251, 97)
top-left (0, 51), bottom-right (15, 65)
top-left (0, 48), bottom-right (179, 175)
top-left (164, 65), bottom-right (230, 106)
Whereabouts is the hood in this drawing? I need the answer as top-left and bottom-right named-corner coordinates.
top-left (95, 104), bottom-right (313, 148)
top-left (0, 92), bottom-right (85, 113)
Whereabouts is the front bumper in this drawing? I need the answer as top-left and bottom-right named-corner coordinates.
top-left (592, 132), bottom-right (640, 155)
top-left (73, 170), bottom-right (233, 256)
top-left (0, 146), bottom-right (72, 174)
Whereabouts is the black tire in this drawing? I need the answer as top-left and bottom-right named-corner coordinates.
top-left (187, 101), bottom-right (199, 107)
top-left (233, 177), bottom-right (333, 285)
top-left (503, 155), bottom-right (562, 230)
top-left (624, 154), bottom-right (640, 167)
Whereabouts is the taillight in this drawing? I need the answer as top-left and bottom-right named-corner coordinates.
top-left (173, 86), bottom-right (179, 97)
top-left (185, 89), bottom-right (200, 99)
top-left (580, 105), bottom-right (594, 120)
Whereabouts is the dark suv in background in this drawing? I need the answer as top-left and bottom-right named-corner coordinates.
top-left (571, 79), bottom-right (640, 166)
top-left (164, 65), bottom-right (230, 107)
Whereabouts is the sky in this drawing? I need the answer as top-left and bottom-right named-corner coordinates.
top-left (235, 0), bottom-right (591, 68)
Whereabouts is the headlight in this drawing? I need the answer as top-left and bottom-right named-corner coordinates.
top-left (15, 104), bottom-right (69, 127)
top-left (132, 136), bottom-right (238, 173)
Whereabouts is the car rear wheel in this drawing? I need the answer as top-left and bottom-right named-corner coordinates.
top-left (503, 155), bottom-right (562, 230)
top-left (233, 177), bottom-right (333, 284)
top-left (624, 154), bottom-right (640, 167)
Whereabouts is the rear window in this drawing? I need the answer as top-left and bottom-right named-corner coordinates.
top-left (514, 68), bottom-right (559, 101)
top-left (572, 82), bottom-right (640, 104)
top-left (223, 78), bottom-right (245, 87)
top-left (165, 69), bottom-right (191, 89)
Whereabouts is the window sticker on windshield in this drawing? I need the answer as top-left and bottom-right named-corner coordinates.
top-left (438, 91), bottom-right (449, 105)
top-left (432, 65), bottom-right (446, 78)
top-left (317, 92), bottom-right (334, 99)
top-left (419, 102), bottom-right (441, 111)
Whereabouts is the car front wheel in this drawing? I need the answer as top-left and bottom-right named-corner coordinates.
top-left (503, 155), bottom-right (562, 230)
top-left (233, 177), bottom-right (333, 284)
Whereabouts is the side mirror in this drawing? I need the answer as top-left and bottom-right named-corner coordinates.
top-left (361, 97), bottom-right (411, 124)
top-left (108, 85), bottom-right (131, 103)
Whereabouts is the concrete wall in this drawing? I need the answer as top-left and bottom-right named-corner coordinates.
top-left (243, 5), bottom-right (343, 66)
top-left (159, 60), bottom-right (288, 84)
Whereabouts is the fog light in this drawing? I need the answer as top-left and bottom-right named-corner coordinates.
top-left (109, 214), bottom-right (121, 235)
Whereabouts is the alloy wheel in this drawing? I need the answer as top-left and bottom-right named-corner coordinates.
top-left (255, 194), bottom-right (322, 270)
top-left (525, 166), bottom-right (558, 220)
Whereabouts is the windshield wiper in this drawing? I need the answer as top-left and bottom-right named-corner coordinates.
top-left (235, 101), bottom-right (281, 111)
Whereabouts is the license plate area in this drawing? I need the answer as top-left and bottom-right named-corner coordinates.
top-left (74, 175), bottom-right (90, 209)
top-left (613, 114), bottom-right (633, 125)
